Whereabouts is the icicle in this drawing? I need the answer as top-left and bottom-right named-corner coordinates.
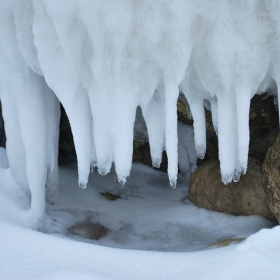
top-left (33, 0), bottom-right (94, 188)
top-left (217, 94), bottom-right (238, 184)
top-left (141, 90), bottom-right (165, 168)
top-left (179, 60), bottom-right (214, 160)
top-left (163, 82), bottom-right (179, 188)
top-left (44, 83), bottom-right (60, 204)
top-left (0, 87), bottom-right (30, 207)
top-left (111, 82), bottom-right (137, 185)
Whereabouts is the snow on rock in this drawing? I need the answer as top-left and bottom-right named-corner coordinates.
top-left (0, 0), bottom-right (280, 225)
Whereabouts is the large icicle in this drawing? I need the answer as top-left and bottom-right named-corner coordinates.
top-left (32, 0), bottom-right (94, 188)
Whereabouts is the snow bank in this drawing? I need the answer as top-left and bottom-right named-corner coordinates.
top-left (0, 217), bottom-right (279, 280)
top-left (0, 0), bottom-right (280, 225)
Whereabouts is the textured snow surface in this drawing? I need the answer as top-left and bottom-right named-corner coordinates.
top-left (0, 0), bottom-right (280, 224)
top-left (0, 164), bottom-right (279, 280)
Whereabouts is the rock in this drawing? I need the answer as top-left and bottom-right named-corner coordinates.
top-left (188, 157), bottom-right (275, 220)
top-left (177, 95), bottom-right (219, 166)
top-left (67, 217), bottom-right (110, 240)
top-left (58, 105), bottom-right (77, 166)
top-left (177, 95), bottom-right (193, 127)
top-left (249, 128), bottom-right (278, 161)
top-left (132, 140), bottom-right (153, 167)
top-left (205, 238), bottom-right (244, 249)
top-left (0, 102), bottom-right (6, 148)
top-left (249, 94), bottom-right (278, 143)
top-left (263, 133), bottom-right (280, 223)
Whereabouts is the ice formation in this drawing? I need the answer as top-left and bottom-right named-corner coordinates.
top-left (0, 0), bottom-right (279, 226)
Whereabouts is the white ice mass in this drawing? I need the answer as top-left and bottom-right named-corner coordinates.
top-left (0, 0), bottom-right (279, 226)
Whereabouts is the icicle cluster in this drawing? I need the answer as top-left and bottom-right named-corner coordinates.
top-left (0, 0), bottom-right (280, 226)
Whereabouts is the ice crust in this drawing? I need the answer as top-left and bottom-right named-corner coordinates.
top-left (0, 0), bottom-right (280, 226)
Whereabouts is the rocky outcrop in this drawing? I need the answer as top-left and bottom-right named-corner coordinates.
top-left (188, 157), bottom-right (275, 220)
top-left (263, 133), bottom-right (280, 223)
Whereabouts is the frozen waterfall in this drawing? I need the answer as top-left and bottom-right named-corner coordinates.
top-left (0, 0), bottom-right (279, 227)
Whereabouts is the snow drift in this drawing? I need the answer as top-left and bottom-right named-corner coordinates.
top-left (0, 0), bottom-right (279, 226)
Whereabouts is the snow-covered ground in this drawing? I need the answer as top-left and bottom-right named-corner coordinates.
top-left (0, 162), bottom-right (280, 280)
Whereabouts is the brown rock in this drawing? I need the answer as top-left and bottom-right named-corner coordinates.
top-left (188, 157), bottom-right (275, 220)
top-left (249, 128), bottom-right (278, 161)
top-left (249, 94), bottom-right (278, 143)
top-left (132, 140), bottom-right (153, 167)
top-left (263, 133), bottom-right (280, 223)
top-left (177, 97), bottom-right (193, 126)
top-left (67, 217), bottom-right (110, 240)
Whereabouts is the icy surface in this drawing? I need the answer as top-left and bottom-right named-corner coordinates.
top-left (0, 163), bottom-right (279, 280)
top-left (0, 0), bottom-right (280, 224)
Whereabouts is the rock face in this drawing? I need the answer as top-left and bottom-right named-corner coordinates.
top-left (188, 157), bottom-right (275, 220)
top-left (263, 133), bottom-right (280, 223)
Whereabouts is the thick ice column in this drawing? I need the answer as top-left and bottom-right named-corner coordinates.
top-left (15, 72), bottom-right (49, 227)
top-left (0, 3), bottom-right (30, 203)
top-left (217, 93), bottom-right (239, 184)
top-left (0, 2), bottom-right (49, 227)
top-left (0, 87), bottom-right (30, 206)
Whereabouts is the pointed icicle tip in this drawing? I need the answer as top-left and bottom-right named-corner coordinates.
top-left (169, 178), bottom-right (177, 189)
top-left (98, 167), bottom-right (110, 176)
top-left (118, 176), bottom-right (127, 187)
top-left (79, 182), bottom-right (87, 189)
top-left (152, 159), bottom-right (161, 168)
top-left (196, 145), bottom-right (206, 160)
top-left (222, 174), bottom-right (233, 185)
top-left (241, 166), bottom-right (247, 176)
top-left (233, 169), bottom-right (241, 183)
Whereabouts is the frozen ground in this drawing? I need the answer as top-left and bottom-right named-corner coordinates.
top-left (47, 164), bottom-right (273, 252)
top-left (0, 162), bottom-right (280, 279)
